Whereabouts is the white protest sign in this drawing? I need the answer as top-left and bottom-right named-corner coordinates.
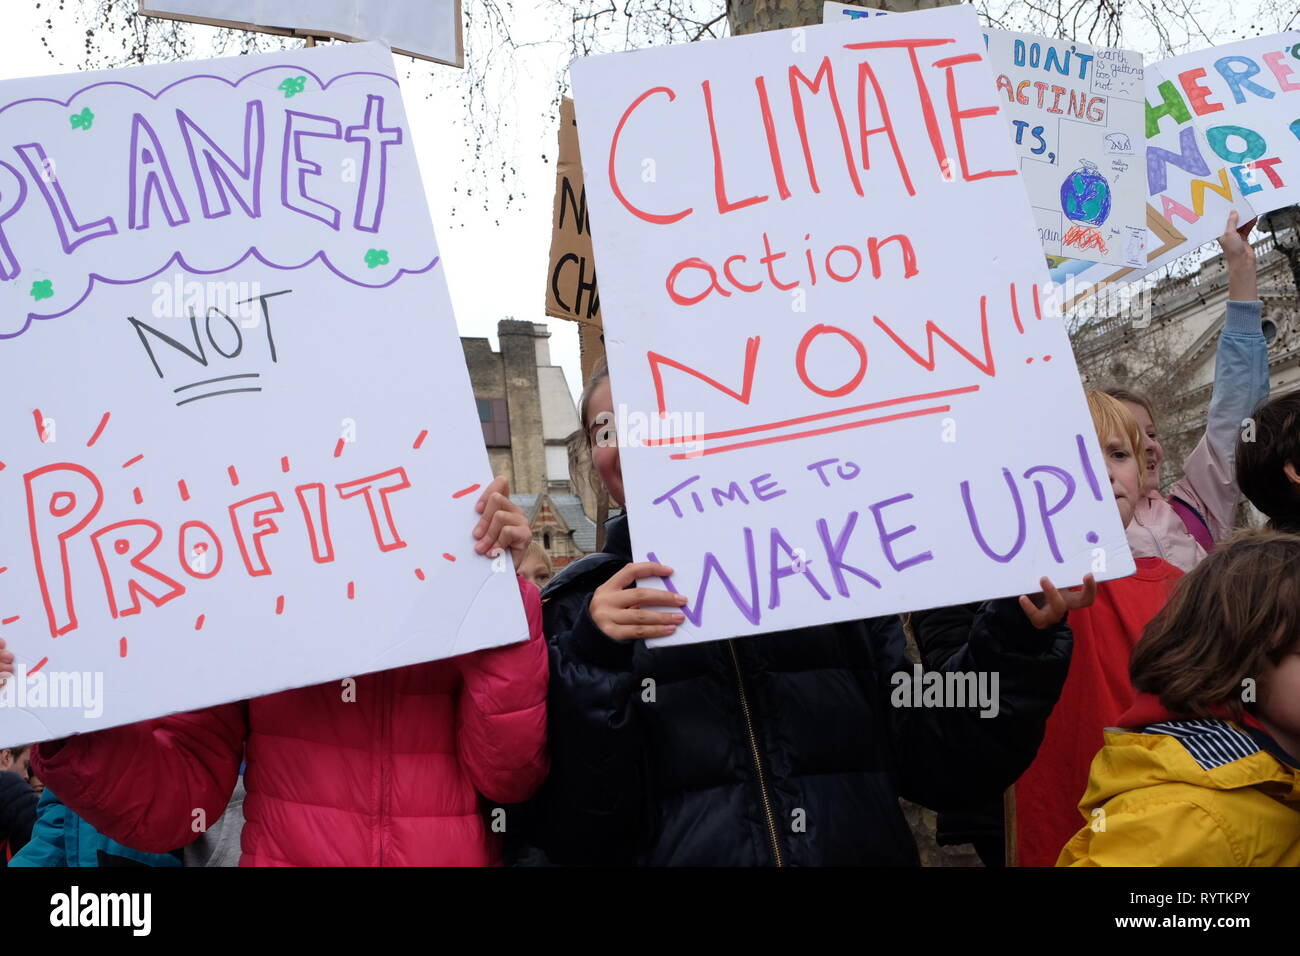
top-left (138, 0), bottom-right (464, 68)
top-left (985, 32), bottom-right (1146, 267)
top-left (0, 42), bottom-right (525, 748)
top-left (823, 5), bottom-right (1147, 267)
top-left (570, 5), bottom-right (1134, 647)
top-left (1049, 31), bottom-right (1300, 303)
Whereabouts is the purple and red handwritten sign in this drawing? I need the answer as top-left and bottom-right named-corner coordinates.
top-left (571, 5), bottom-right (1134, 646)
top-left (0, 42), bottom-right (525, 748)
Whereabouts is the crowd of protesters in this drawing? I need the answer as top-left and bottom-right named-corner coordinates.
top-left (1, 214), bottom-right (1298, 867)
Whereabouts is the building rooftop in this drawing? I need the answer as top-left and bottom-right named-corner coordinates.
top-left (511, 491), bottom-right (598, 554)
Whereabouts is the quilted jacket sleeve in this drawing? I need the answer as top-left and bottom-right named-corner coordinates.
top-left (528, 570), bottom-right (647, 865)
top-left (881, 598), bottom-right (1073, 812)
top-left (456, 575), bottom-right (550, 805)
top-left (30, 702), bottom-right (246, 855)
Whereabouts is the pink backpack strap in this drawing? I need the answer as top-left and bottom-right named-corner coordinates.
top-left (1169, 495), bottom-right (1214, 554)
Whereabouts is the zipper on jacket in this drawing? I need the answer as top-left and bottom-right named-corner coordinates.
top-left (726, 639), bottom-right (784, 867)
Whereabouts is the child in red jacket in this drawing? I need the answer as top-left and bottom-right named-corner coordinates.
top-left (1012, 392), bottom-right (1183, 866)
top-left (0, 478), bottom-right (548, 867)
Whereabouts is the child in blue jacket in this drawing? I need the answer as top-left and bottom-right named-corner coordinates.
top-left (10, 788), bottom-right (182, 868)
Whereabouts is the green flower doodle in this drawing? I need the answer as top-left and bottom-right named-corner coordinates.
top-left (278, 76), bottom-right (308, 98)
top-left (364, 249), bottom-right (389, 269)
top-left (30, 280), bottom-right (54, 301)
top-left (70, 107), bottom-right (94, 130)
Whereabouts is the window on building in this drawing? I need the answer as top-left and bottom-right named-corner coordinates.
top-left (477, 398), bottom-right (510, 447)
top-left (543, 532), bottom-right (551, 549)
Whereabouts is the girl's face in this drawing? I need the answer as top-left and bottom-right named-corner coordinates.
top-left (518, 554), bottom-right (552, 590)
top-left (586, 379), bottom-right (625, 507)
top-left (1121, 401), bottom-right (1163, 495)
top-left (1103, 430), bottom-right (1143, 528)
top-left (1257, 649), bottom-right (1300, 751)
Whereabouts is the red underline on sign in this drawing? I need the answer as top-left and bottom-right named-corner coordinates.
top-left (451, 484), bottom-right (480, 499)
top-left (27, 657), bottom-right (48, 677)
top-left (669, 404), bottom-right (952, 459)
top-left (646, 385), bottom-right (979, 447)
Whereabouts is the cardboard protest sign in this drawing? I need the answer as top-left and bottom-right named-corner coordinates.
top-left (545, 98), bottom-right (606, 383)
top-left (570, 5), bottom-right (1134, 647)
top-left (823, 5), bottom-right (1147, 267)
top-left (1049, 31), bottom-right (1300, 302)
top-left (0, 42), bottom-right (526, 748)
top-left (138, 0), bottom-right (464, 68)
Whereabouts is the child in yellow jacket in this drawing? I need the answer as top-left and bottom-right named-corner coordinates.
top-left (1059, 529), bottom-right (1300, 866)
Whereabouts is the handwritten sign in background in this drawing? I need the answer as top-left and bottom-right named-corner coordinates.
top-left (1050, 31), bottom-right (1300, 300)
top-left (571, 5), bottom-right (1134, 647)
top-left (0, 42), bottom-right (525, 748)
top-left (545, 97), bottom-right (606, 385)
top-left (985, 31), bottom-right (1146, 267)
top-left (823, 4), bottom-right (1148, 267)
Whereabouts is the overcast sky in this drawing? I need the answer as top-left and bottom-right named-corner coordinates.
top-left (0, 1), bottom-right (1293, 401)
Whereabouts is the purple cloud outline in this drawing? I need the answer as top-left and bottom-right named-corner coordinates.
top-left (1, 61), bottom-right (441, 342)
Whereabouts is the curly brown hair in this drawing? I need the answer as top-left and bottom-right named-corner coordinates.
top-left (1130, 529), bottom-right (1300, 718)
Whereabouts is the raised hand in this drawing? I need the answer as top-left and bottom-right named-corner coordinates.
top-left (471, 476), bottom-right (533, 570)
top-left (1018, 574), bottom-right (1097, 630)
top-left (1218, 210), bottom-right (1259, 301)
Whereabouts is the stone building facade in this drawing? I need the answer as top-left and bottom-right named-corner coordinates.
top-left (460, 319), bottom-right (597, 568)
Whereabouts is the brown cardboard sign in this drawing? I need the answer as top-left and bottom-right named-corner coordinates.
top-left (546, 98), bottom-right (602, 334)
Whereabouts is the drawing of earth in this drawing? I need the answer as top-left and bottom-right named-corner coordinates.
top-left (1060, 160), bottom-right (1112, 226)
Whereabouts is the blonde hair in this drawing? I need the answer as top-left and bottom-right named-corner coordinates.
top-left (1086, 389), bottom-right (1144, 460)
top-left (524, 540), bottom-right (553, 572)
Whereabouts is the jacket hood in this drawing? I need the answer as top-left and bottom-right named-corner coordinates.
top-left (1117, 692), bottom-right (1267, 733)
top-left (1083, 712), bottom-right (1300, 811)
